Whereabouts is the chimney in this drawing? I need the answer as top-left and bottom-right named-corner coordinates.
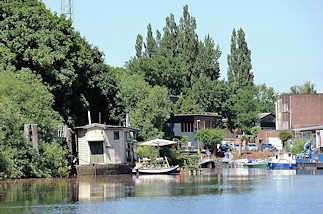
top-left (88, 111), bottom-right (92, 125)
top-left (126, 113), bottom-right (130, 127)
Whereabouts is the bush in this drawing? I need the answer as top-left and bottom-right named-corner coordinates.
top-left (134, 146), bottom-right (158, 160)
top-left (286, 139), bottom-right (306, 154)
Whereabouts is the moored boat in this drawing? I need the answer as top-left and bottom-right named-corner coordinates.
top-left (246, 159), bottom-right (267, 168)
top-left (268, 152), bottom-right (296, 169)
top-left (132, 165), bottom-right (179, 174)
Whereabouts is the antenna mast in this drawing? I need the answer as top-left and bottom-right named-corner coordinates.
top-left (61, 0), bottom-right (73, 21)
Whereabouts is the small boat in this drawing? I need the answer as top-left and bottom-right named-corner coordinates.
top-left (268, 152), bottom-right (296, 169)
top-left (246, 159), bottom-right (267, 168)
top-left (132, 165), bottom-right (179, 174)
top-left (199, 159), bottom-right (215, 168)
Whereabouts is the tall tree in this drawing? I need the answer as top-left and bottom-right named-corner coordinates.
top-left (130, 86), bottom-right (172, 141)
top-left (227, 28), bottom-right (254, 91)
top-left (232, 85), bottom-right (259, 134)
top-left (193, 35), bottom-right (221, 81)
top-left (145, 24), bottom-right (157, 57)
top-left (135, 34), bottom-right (143, 58)
top-left (0, 0), bottom-right (114, 126)
top-left (128, 5), bottom-right (221, 95)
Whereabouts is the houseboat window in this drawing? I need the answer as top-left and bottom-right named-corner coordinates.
top-left (114, 131), bottom-right (120, 140)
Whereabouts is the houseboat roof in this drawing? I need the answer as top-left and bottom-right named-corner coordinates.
top-left (75, 123), bottom-right (138, 131)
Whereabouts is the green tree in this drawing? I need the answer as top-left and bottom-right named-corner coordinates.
top-left (289, 81), bottom-right (317, 94)
top-left (130, 86), bottom-right (172, 140)
top-left (145, 24), bottom-right (157, 57)
top-left (190, 77), bottom-right (234, 129)
top-left (232, 85), bottom-right (259, 134)
top-left (173, 94), bottom-right (202, 114)
top-left (250, 126), bottom-right (261, 143)
top-left (278, 130), bottom-right (293, 152)
top-left (128, 5), bottom-right (221, 95)
top-left (255, 84), bottom-right (279, 114)
top-left (285, 139), bottom-right (306, 154)
top-left (193, 35), bottom-right (221, 81)
top-left (227, 28), bottom-right (254, 91)
top-left (135, 34), bottom-right (143, 58)
top-left (195, 129), bottom-right (224, 153)
top-left (0, 0), bottom-right (114, 126)
top-left (0, 71), bottom-right (67, 178)
top-left (134, 146), bottom-right (158, 160)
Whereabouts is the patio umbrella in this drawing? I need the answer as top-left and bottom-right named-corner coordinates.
top-left (140, 139), bottom-right (177, 157)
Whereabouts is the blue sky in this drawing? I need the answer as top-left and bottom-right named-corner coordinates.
top-left (42, 0), bottom-right (323, 93)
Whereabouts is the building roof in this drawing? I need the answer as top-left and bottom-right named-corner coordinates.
top-left (292, 125), bottom-right (323, 132)
top-left (173, 112), bottom-right (219, 117)
top-left (75, 123), bottom-right (138, 131)
top-left (257, 113), bottom-right (274, 119)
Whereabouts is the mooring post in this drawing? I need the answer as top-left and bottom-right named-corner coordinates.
top-left (31, 124), bottom-right (39, 153)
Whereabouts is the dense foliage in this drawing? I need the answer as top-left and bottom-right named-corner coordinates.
top-left (195, 129), bottom-right (224, 152)
top-left (227, 28), bottom-right (254, 91)
top-left (289, 81), bottom-right (317, 94)
top-left (278, 130), bottom-right (293, 152)
top-left (128, 5), bottom-right (221, 96)
top-left (0, 0), bottom-right (116, 126)
top-left (0, 72), bottom-right (68, 178)
top-left (0, 2), bottom-right (286, 178)
top-left (285, 139), bottom-right (306, 154)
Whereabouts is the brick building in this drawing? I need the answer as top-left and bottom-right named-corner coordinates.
top-left (276, 94), bottom-right (323, 148)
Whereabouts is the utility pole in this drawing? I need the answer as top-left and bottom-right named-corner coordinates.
top-left (61, 0), bottom-right (73, 21)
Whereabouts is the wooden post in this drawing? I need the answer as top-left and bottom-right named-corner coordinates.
top-left (31, 124), bottom-right (39, 153)
top-left (24, 124), bottom-right (31, 142)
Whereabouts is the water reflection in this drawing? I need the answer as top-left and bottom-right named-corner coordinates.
top-left (1, 169), bottom-right (323, 213)
top-left (78, 175), bottom-right (135, 202)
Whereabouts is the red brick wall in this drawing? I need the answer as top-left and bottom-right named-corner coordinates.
top-left (257, 130), bottom-right (280, 144)
top-left (291, 94), bottom-right (323, 129)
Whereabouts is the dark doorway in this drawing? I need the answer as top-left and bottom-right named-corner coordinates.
top-left (89, 141), bottom-right (104, 163)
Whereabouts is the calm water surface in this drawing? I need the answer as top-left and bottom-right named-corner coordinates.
top-left (1, 168), bottom-right (323, 214)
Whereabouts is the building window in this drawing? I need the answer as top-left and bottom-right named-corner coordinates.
top-left (114, 131), bottom-right (119, 140)
top-left (181, 122), bottom-right (193, 132)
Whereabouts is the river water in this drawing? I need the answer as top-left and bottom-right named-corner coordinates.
top-left (1, 168), bottom-right (323, 214)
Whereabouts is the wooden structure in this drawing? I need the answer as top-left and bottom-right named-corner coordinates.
top-left (165, 113), bottom-right (219, 150)
top-left (24, 124), bottom-right (38, 153)
top-left (75, 123), bottom-right (137, 168)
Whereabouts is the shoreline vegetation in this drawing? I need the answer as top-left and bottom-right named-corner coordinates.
top-left (0, 0), bottom-right (318, 179)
